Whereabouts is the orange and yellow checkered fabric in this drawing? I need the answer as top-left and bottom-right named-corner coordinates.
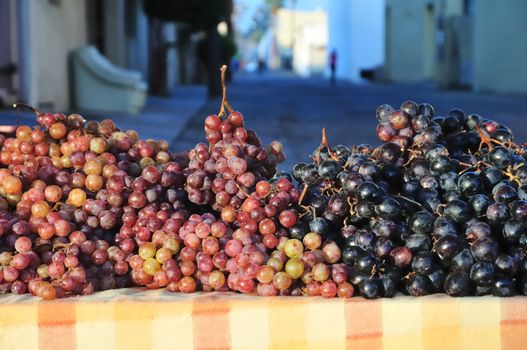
top-left (1, 289), bottom-right (526, 350)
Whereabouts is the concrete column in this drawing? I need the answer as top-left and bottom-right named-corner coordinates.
top-left (126, 0), bottom-right (149, 78)
top-left (104, 0), bottom-right (127, 67)
top-left (164, 23), bottom-right (177, 90)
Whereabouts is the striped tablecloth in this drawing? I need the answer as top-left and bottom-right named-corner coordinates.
top-left (0, 289), bottom-right (526, 350)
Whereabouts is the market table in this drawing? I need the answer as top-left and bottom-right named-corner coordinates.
top-left (0, 289), bottom-right (526, 350)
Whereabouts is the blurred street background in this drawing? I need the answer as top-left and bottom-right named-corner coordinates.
top-left (0, 0), bottom-right (526, 168)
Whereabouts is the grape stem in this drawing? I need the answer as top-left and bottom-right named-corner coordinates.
top-left (466, 232), bottom-right (477, 243)
top-left (236, 184), bottom-right (251, 199)
top-left (52, 242), bottom-right (71, 252)
top-left (13, 102), bottom-right (40, 114)
top-left (347, 197), bottom-right (357, 216)
top-left (298, 184), bottom-right (308, 205)
top-left (458, 161), bottom-right (473, 168)
top-left (13, 103), bottom-right (40, 127)
top-left (434, 203), bottom-right (447, 217)
top-left (316, 128), bottom-right (338, 164)
top-left (404, 271), bottom-right (416, 280)
top-left (217, 65), bottom-right (233, 119)
top-left (474, 124), bottom-right (506, 151)
top-left (458, 160), bottom-right (491, 175)
top-left (51, 202), bottom-right (65, 211)
top-left (502, 163), bottom-right (523, 185)
top-left (403, 148), bottom-right (423, 166)
top-left (370, 264), bottom-right (378, 278)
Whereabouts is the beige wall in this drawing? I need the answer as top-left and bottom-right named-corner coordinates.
top-left (385, 0), bottom-right (463, 83)
top-left (473, 1), bottom-right (527, 94)
top-left (385, 0), bottom-right (428, 82)
top-left (29, 0), bottom-right (87, 110)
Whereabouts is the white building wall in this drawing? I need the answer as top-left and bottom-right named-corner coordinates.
top-left (326, 0), bottom-right (385, 81)
top-left (473, 1), bottom-right (527, 94)
top-left (327, 0), bottom-right (352, 79)
top-left (280, 0), bottom-right (385, 82)
top-left (29, 0), bottom-right (87, 110)
top-left (348, 0), bottom-right (385, 81)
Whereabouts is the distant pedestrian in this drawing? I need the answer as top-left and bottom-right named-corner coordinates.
top-left (329, 49), bottom-right (337, 85)
top-left (257, 59), bottom-right (266, 74)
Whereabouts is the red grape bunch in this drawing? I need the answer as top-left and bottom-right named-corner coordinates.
top-left (0, 102), bottom-right (188, 299)
top-left (184, 66), bottom-right (285, 210)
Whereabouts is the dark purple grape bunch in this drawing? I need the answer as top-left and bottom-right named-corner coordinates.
top-left (290, 101), bottom-right (527, 299)
top-left (376, 101), bottom-right (445, 152)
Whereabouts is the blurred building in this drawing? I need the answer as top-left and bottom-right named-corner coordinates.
top-left (472, 1), bottom-right (527, 95)
top-left (0, 0), bottom-right (89, 111)
top-left (256, 8), bottom-right (327, 76)
top-left (384, 0), bottom-right (527, 95)
top-left (256, 0), bottom-right (385, 81)
top-left (0, 0), bottom-right (192, 112)
top-left (384, 0), bottom-right (465, 84)
top-left (275, 8), bottom-right (328, 76)
top-left (326, 0), bottom-right (385, 82)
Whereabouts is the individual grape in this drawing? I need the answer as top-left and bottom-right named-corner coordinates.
top-left (178, 276), bottom-right (197, 293)
top-left (208, 270), bottom-right (226, 290)
top-left (283, 239), bottom-right (304, 259)
top-left (311, 263), bottom-right (330, 282)
top-left (272, 272), bottom-right (292, 291)
top-left (285, 258), bottom-right (304, 279)
top-left (322, 241), bottom-right (341, 263)
top-left (225, 239), bottom-right (243, 257)
top-left (2, 175), bottom-right (23, 195)
top-left (278, 210), bottom-right (298, 228)
top-left (143, 258), bottom-right (161, 276)
top-left (337, 282), bottom-right (354, 298)
top-left (320, 280), bottom-right (337, 298)
top-left (14, 237), bottom-right (32, 253)
top-left (67, 188), bottom-right (87, 207)
top-left (139, 242), bottom-right (156, 260)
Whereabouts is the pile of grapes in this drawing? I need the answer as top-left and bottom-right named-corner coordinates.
top-left (1, 67), bottom-right (527, 300)
top-left (292, 101), bottom-right (527, 298)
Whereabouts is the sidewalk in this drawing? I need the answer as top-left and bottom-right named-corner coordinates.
top-left (0, 84), bottom-right (207, 145)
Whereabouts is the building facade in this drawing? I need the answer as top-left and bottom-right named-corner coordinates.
top-left (385, 0), bottom-right (527, 95)
top-left (327, 0), bottom-right (385, 82)
top-left (275, 8), bottom-right (328, 77)
top-left (0, 0), bottom-right (188, 112)
top-left (472, 0), bottom-right (527, 95)
top-left (384, 0), bottom-right (465, 83)
top-left (0, 0), bottom-right (89, 111)
top-left (254, 0), bottom-right (385, 81)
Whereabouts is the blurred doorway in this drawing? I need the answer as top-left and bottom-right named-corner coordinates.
top-left (86, 0), bottom-right (105, 54)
